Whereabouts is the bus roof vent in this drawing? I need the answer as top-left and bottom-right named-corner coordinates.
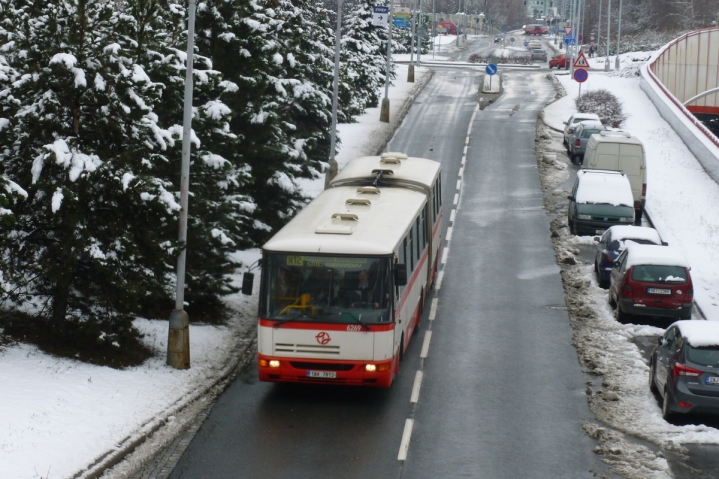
top-left (315, 224), bottom-right (353, 235)
top-left (345, 198), bottom-right (371, 206)
top-left (381, 152), bottom-right (408, 160)
top-left (372, 169), bottom-right (394, 176)
top-left (331, 213), bottom-right (359, 221)
top-left (356, 187), bottom-right (380, 195)
top-left (380, 157), bottom-right (402, 164)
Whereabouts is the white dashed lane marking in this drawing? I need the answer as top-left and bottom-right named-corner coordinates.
top-left (429, 298), bottom-right (438, 320)
top-left (410, 371), bottom-right (423, 403)
top-left (398, 419), bottom-right (414, 461)
top-left (420, 331), bottom-right (432, 358)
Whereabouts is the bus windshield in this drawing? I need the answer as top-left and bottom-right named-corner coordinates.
top-left (260, 253), bottom-right (393, 324)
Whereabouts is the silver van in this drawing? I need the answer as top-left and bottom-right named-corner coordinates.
top-left (583, 131), bottom-right (647, 221)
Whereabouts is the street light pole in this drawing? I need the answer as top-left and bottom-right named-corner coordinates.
top-left (167, 0), bottom-right (197, 370)
top-left (615, 0), bottom-right (622, 69)
top-left (380, 0), bottom-right (394, 123)
top-left (605, 0), bottom-right (611, 71)
top-left (456, 0), bottom-right (461, 47)
top-left (324, 0), bottom-right (343, 187)
top-left (409, 0), bottom-right (416, 81)
top-left (418, 0), bottom-right (423, 66)
top-left (597, 0), bottom-right (602, 56)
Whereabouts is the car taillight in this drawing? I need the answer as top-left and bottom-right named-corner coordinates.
top-left (622, 284), bottom-right (633, 297)
top-left (575, 139), bottom-right (581, 146)
top-left (684, 289), bottom-right (693, 301)
top-left (673, 363), bottom-right (701, 377)
top-left (642, 183), bottom-right (647, 197)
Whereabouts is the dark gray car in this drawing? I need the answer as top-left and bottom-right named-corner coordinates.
top-left (529, 48), bottom-right (547, 62)
top-left (649, 321), bottom-right (719, 422)
top-left (568, 121), bottom-right (606, 164)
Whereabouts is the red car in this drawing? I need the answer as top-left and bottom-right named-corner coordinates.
top-left (609, 243), bottom-right (694, 323)
top-left (524, 24), bottom-right (548, 35)
top-left (549, 54), bottom-right (571, 69)
top-left (436, 21), bottom-right (457, 35)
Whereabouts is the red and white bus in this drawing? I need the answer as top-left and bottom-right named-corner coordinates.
top-left (254, 153), bottom-right (442, 387)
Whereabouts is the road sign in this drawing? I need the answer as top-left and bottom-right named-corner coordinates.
top-left (573, 68), bottom-right (588, 83)
top-left (509, 37), bottom-right (515, 43)
top-left (523, 41), bottom-right (529, 47)
top-left (573, 52), bottom-right (590, 69)
top-left (372, 6), bottom-right (389, 27)
top-left (563, 26), bottom-right (572, 35)
top-left (564, 37), bottom-right (576, 46)
top-left (485, 64), bottom-right (498, 75)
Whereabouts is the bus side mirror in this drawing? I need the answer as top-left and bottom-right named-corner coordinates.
top-left (242, 272), bottom-right (254, 295)
top-left (395, 264), bottom-right (408, 286)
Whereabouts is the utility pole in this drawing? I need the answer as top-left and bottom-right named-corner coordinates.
top-left (325, 0), bottom-right (343, 187)
top-left (380, 1), bottom-right (394, 122)
top-left (615, 0), bottom-right (622, 69)
top-left (597, 0), bottom-right (602, 56)
top-left (456, 0), bottom-right (461, 47)
top-left (409, 0), bottom-right (416, 81)
top-left (168, 0), bottom-right (197, 370)
top-left (418, 0), bottom-right (423, 66)
top-left (605, 0), bottom-right (611, 71)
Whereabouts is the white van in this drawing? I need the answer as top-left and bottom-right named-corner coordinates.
top-left (583, 131), bottom-right (647, 220)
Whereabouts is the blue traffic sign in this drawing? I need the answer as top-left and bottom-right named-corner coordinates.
top-left (573, 68), bottom-right (588, 83)
top-left (485, 64), bottom-right (498, 75)
top-left (523, 41), bottom-right (529, 47)
top-left (564, 37), bottom-right (576, 46)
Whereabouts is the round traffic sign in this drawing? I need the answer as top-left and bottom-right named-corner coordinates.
top-left (485, 64), bottom-right (498, 75)
top-left (573, 68), bottom-right (588, 83)
top-left (523, 41), bottom-right (529, 47)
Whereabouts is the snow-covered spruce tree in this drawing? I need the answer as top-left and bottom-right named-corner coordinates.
top-left (117, 0), bottom-right (256, 321)
top-left (0, 0), bottom-right (197, 352)
top-left (339, 0), bottom-right (395, 119)
top-left (195, 0), bottom-right (332, 244)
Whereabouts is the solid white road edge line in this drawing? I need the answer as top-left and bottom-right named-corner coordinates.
top-left (410, 371), bottom-right (423, 403)
top-left (420, 331), bottom-right (432, 358)
top-left (429, 298), bottom-right (438, 320)
top-left (398, 419), bottom-right (414, 461)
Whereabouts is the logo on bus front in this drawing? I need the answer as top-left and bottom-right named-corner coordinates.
top-left (315, 332), bottom-right (332, 345)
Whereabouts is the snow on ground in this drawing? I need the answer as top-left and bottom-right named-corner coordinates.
top-left (538, 53), bottom-right (719, 478)
top-left (544, 54), bottom-right (719, 321)
top-left (0, 64), bottom-right (431, 479)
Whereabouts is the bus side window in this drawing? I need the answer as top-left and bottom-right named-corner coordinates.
top-left (415, 216), bottom-right (421, 261)
top-left (437, 176), bottom-right (442, 207)
top-left (408, 227), bottom-right (414, 272)
top-left (421, 208), bottom-right (427, 247)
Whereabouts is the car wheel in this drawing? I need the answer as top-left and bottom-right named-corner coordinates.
top-left (616, 306), bottom-right (630, 323)
top-left (649, 361), bottom-right (659, 394)
top-left (568, 218), bottom-right (576, 235)
top-left (594, 260), bottom-right (599, 274)
top-left (608, 290), bottom-right (617, 308)
top-left (662, 386), bottom-right (675, 423)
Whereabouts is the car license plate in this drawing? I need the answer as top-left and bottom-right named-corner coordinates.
top-left (307, 371), bottom-right (336, 379)
top-left (647, 288), bottom-right (672, 295)
top-left (706, 376), bottom-right (719, 385)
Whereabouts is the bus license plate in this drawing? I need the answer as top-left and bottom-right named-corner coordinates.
top-left (307, 371), bottom-right (336, 379)
top-left (706, 376), bottom-right (719, 385)
top-left (647, 288), bottom-right (671, 295)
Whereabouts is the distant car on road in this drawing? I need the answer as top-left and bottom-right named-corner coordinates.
top-left (609, 243), bottom-right (693, 323)
top-left (527, 40), bottom-right (542, 49)
top-left (593, 225), bottom-right (665, 288)
top-left (567, 169), bottom-right (635, 236)
top-left (563, 112), bottom-right (601, 146)
top-left (494, 34), bottom-right (503, 43)
top-left (549, 54), bottom-right (571, 69)
top-left (568, 121), bottom-right (607, 164)
top-left (529, 48), bottom-right (547, 62)
top-left (649, 321), bottom-right (719, 422)
top-left (436, 21), bottom-right (457, 35)
top-left (524, 24), bottom-right (548, 35)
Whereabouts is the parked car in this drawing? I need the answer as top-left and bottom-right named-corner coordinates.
top-left (649, 320), bottom-right (719, 421)
top-left (567, 169), bottom-right (635, 236)
top-left (593, 225), bottom-right (665, 288)
top-left (529, 48), bottom-right (547, 62)
top-left (583, 130), bottom-right (648, 222)
top-left (494, 34), bottom-right (503, 43)
top-left (568, 121), bottom-right (607, 164)
top-left (563, 112), bottom-right (601, 146)
top-left (609, 243), bottom-right (693, 323)
top-left (549, 54), bottom-right (571, 69)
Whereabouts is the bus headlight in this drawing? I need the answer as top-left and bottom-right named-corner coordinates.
top-left (269, 360), bottom-right (281, 368)
top-left (365, 364), bottom-right (377, 372)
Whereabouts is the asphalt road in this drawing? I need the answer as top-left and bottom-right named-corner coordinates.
top-left (166, 54), bottom-right (609, 479)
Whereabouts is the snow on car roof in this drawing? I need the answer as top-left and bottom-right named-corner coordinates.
top-left (673, 320), bottom-right (719, 348)
top-left (607, 225), bottom-right (662, 244)
top-left (624, 243), bottom-right (690, 269)
top-left (576, 170), bottom-right (634, 206)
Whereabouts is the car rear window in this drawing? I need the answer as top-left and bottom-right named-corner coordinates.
top-left (630, 265), bottom-right (687, 283)
top-left (581, 129), bottom-right (602, 138)
top-left (686, 346), bottom-right (719, 367)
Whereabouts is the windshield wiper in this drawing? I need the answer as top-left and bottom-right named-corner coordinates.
top-left (272, 314), bottom-right (313, 329)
